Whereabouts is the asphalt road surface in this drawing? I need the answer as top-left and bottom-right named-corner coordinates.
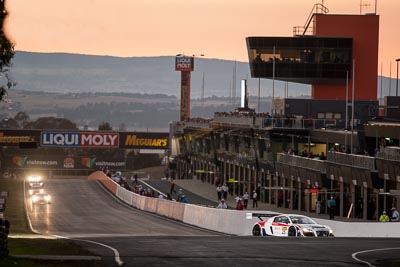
top-left (26, 178), bottom-right (400, 267)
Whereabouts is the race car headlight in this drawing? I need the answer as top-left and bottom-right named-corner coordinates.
top-left (39, 189), bottom-right (44, 194)
top-left (28, 176), bottom-right (42, 182)
top-left (32, 195), bottom-right (39, 202)
top-left (45, 195), bottom-right (51, 201)
top-left (29, 190), bottom-right (33, 195)
top-left (302, 228), bottom-right (313, 233)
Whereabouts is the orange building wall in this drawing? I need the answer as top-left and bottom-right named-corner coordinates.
top-left (312, 14), bottom-right (379, 101)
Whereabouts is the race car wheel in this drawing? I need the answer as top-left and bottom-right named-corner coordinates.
top-left (252, 225), bottom-right (262, 236)
top-left (288, 226), bottom-right (297, 237)
top-left (329, 233), bottom-right (335, 237)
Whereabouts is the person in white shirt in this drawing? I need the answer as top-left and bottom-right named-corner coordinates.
top-left (243, 192), bottom-right (249, 209)
top-left (217, 199), bottom-right (227, 209)
top-left (216, 185), bottom-right (222, 200)
top-left (391, 207), bottom-right (399, 222)
top-left (252, 190), bottom-right (258, 208)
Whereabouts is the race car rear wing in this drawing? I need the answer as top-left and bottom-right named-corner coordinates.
top-left (246, 212), bottom-right (280, 221)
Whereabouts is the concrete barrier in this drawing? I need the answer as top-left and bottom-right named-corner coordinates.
top-left (116, 186), bottom-right (133, 205)
top-left (314, 218), bottom-right (400, 238)
top-left (183, 205), bottom-right (258, 235)
top-left (88, 172), bottom-right (400, 237)
top-left (88, 171), bottom-right (118, 195)
top-left (144, 197), bottom-right (159, 213)
top-left (157, 199), bottom-right (185, 221)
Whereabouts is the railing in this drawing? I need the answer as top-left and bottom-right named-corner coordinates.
top-left (375, 147), bottom-right (400, 162)
top-left (178, 113), bottom-right (344, 130)
top-left (327, 151), bottom-right (376, 170)
top-left (262, 117), bottom-right (340, 130)
top-left (277, 153), bottom-right (326, 173)
top-left (293, 3), bottom-right (329, 36)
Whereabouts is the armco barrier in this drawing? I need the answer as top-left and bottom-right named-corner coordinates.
top-left (88, 171), bottom-right (118, 195)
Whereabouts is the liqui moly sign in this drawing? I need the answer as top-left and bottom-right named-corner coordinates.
top-left (175, 56), bottom-right (194, 72)
top-left (41, 132), bottom-right (119, 148)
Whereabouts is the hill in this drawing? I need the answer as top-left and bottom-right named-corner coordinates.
top-left (9, 51), bottom-right (312, 99)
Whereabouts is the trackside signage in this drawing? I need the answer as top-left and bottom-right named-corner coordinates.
top-left (120, 132), bottom-right (169, 149)
top-left (41, 132), bottom-right (119, 148)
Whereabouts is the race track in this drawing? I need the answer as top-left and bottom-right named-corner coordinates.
top-left (25, 178), bottom-right (400, 267)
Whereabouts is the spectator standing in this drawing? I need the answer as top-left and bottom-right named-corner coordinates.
top-left (170, 179), bottom-right (176, 195)
top-left (216, 184), bottom-right (222, 200)
top-left (252, 190), bottom-right (258, 208)
top-left (222, 183), bottom-right (229, 200)
top-left (379, 211), bottom-right (390, 222)
top-left (328, 197), bottom-right (336, 220)
top-left (316, 199), bottom-right (321, 215)
top-left (217, 199), bottom-right (228, 209)
top-left (243, 192), bottom-right (249, 209)
top-left (277, 190), bottom-right (283, 208)
top-left (391, 208), bottom-right (399, 222)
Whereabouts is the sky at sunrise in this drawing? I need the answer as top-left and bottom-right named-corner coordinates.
top-left (4, 0), bottom-right (400, 77)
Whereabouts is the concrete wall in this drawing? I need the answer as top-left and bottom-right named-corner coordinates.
top-left (88, 171), bottom-right (400, 238)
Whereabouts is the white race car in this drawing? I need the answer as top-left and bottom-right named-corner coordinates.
top-left (252, 213), bottom-right (334, 237)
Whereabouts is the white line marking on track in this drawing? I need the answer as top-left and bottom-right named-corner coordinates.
top-left (23, 180), bottom-right (124, 266)
top-left (52, 234), bottom-right (124, 266)
top-left (23, 180), bottom-right (41, 235)
top-left (352, 247), bottom-right (400, 267)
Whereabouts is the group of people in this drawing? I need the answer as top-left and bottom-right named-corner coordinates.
top-left (216, 190), bottom-right (258, 210)
top-left (216, 183), bottom-right (229, 200)
top-left (379, 207), bottom-right (399, 222)
top-left (169, 179), bottom-right (189, 203)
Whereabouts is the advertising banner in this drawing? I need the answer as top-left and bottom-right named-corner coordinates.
top-left (40, 131), bottom-right (119, 148)
top-left (120, 132), bottom-right (169, 149)
top-left (175, 56), bottom-right (194, 72)
top-left (0, 129), bottom-right (168, 150)
top-left (0, 130), bottom-right (40, 146)
top-left (7, 155), bottom-right (126, 170)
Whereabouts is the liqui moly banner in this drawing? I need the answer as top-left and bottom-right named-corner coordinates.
top-left (40, 131), bottom-right (119, 148)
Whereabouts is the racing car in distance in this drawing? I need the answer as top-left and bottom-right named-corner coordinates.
top-left (28, 182), bottom-right (44, 195)
top-left (252, 213), bottom-right (334, 237)
top-left (31, 192), bottom-right (51, 204)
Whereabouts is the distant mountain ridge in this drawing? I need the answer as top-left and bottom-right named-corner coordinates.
top-left (9, 51), bottom-right (396, 99)
top-left (9, 51), bottom-right (312, 99)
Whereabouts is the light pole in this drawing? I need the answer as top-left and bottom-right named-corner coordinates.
top-left (396, 58), bottom-right (400, 96)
